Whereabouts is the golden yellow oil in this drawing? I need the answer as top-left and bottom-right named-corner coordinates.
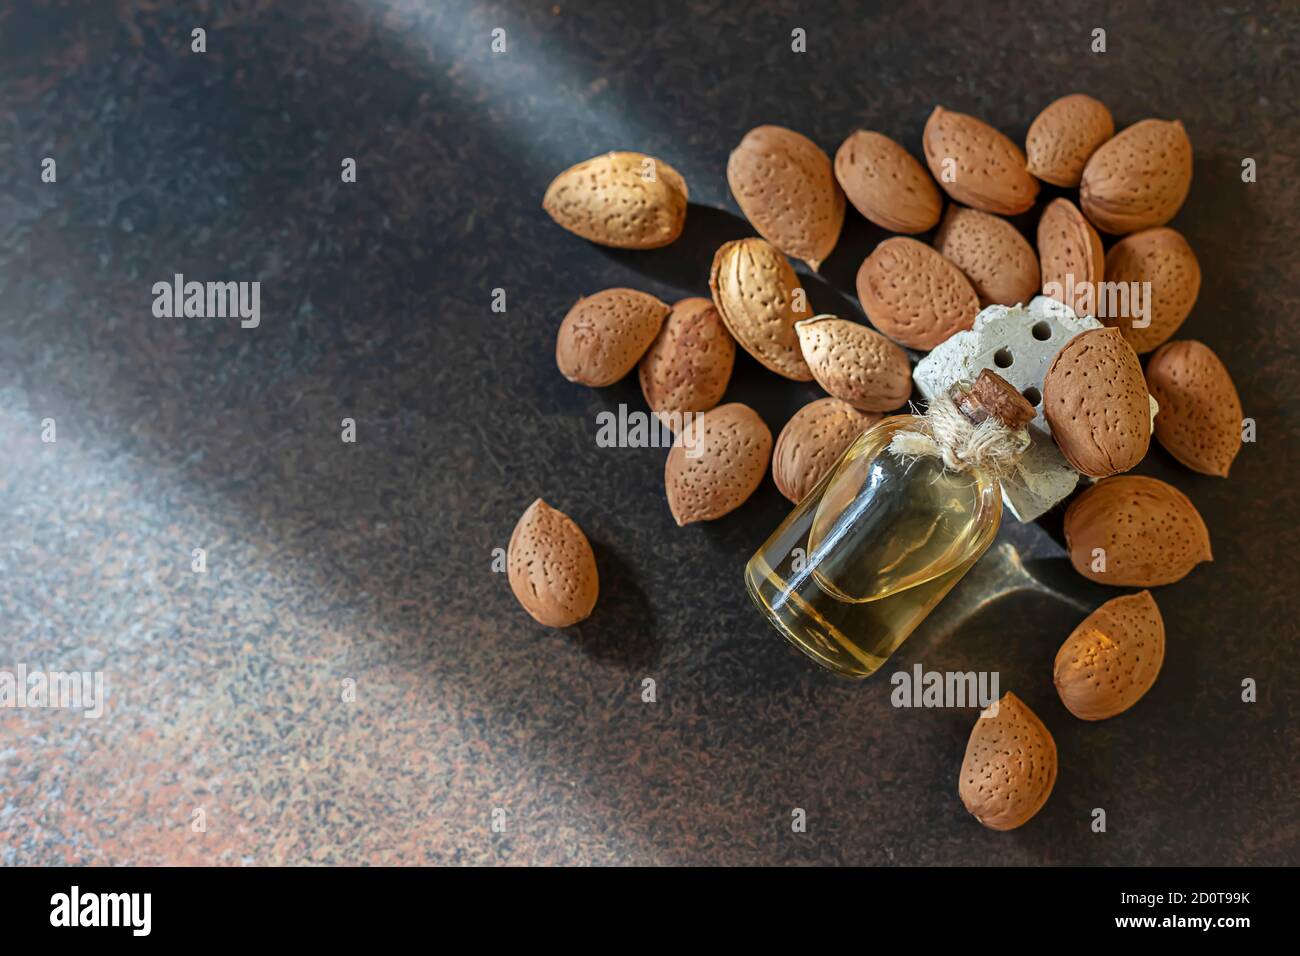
top-left (746, 416), bottom-right (1002, 679)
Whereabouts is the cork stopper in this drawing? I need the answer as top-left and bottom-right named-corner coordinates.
top-left (952, 370), bottom-right (1037, 430)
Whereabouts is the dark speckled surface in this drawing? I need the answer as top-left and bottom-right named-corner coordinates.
top-left (0, 0), bottom-right (1297, 865)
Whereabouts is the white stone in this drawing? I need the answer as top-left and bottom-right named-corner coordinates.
top-left (914, 297), bottom-right (1099, 523)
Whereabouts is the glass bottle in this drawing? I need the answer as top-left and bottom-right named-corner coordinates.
top-left (746, 370), bottom-right (1036, 679)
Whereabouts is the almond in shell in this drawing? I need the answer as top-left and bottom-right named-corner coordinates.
top-left (727, 126), bottom-right (844, 271)
top-left (638, 297), bottom-right (735, 427)
top-left (795, 315), bottom-right (912, 412)
top-left (1080, 119), bottom-right (1193, 234)
top-left (709, 238), bottom-right (814, 381)
top-left (542, 151), bottom-right (688, 249)
top-left (1042, 327), bottom-right (1150, 477)
top-left (507, 499), bottom-right (599, 628)
top-left (1064, 475), bottom-right (1212, 586)
top-left (1145, 340), bottom-right (1243, 477)
top-left (959, 692), bottom-right (1057, 831)
top-left (923, 106), bottom-right (1039, 216)
top-left (856, 236), bottom-right (980, 350)
top-left (1025, 93), bottom-right (1114, 187)
top-left (833, 130), bottom-right (942, 234)
top-left (933, 205), bottom-right (1039, 308)
top-left (556, 288), bottom-right (670, 387)
top-left (665, 403), bottom-right (772, 526)
top-left (1101, 227), bottom-right (1200, 354)
top-left (1037, 197), bottom-right (1105, 318)
top-left (1054, 591), bottom-right (1165, 721)
top-left (773, 397), bottom-right (881, 503)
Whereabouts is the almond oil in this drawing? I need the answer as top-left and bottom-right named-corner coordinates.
top-left (746, 372), bottom-right (1034, 678)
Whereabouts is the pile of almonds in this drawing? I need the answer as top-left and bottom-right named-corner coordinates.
top-left (515, 94), bottom-right (1244, 832)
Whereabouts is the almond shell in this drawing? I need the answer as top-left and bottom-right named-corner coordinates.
top-left (507, 499), bottom-right (599, 628)
top-left (1042, 327), bottom-right (1150, 477)
top-left (709, 238), bottom-right (814, 381)
top-left (1080, 119), bottom-right (1192, 234)
top-left (1064, 475), bottom-right (1213, 586)
top-left (855, 236), bottom-right (980, 350)
top-left (556, 288), bottom-right (670, 387)
top-left (665, 403), bottom-right (772, 526)
top-left (772, 397), bottom-right (881, 503)
top-left (923, 106), bottom-right (1040, 216)
top-left (1025, 93), bottom-right (1114, 187)
top-left (959, 692), bottom-right (1057, 831)
top-left (543, 151), bottom-right (688, 249)
top-left (1145, 339), bottom-right (1243, 477)
top-left (934, 205), bottom-right (1039, 308)
top-left (728, 125), bottom-right (844, 271)
top-left (834, 130), bottom-right (942, 234)
top-left (1054, 591), bottom-right (1165, 721)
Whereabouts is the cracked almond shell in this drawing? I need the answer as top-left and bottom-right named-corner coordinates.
top-left (664, 403), bottom-right (772, 526)
top-left (556, 288), bottom-right (670, 387)
top-left (1054, 591), bottom-right (1165, 721)
top-left (1080, 119), bottom-right (1192, 234)
top-left (1102, 227), bottom-right (1201, 354)
top-left (542, 151), bottom-right (688, 249)
top-left (1042, 327), bottom-right (1150, 477)
top-left (1064, 475), bottom-right (1212, 586)
top-left (773, 397), bottom-right (881, 503)
top-left (1145, 339), bottom-right (1243, 477)
top-left (856, 236), bottom-right (979, 350)
top-left (923, 106), bottom-right (1039, 216)
top-left (507, 499), bottom-right (599, 628)
top-left (959, 692), bottom-right (1057, 831)
top-left (727, 125), bottom-right (844, 271)
top-left (709, 238), bottom-right (814, 381)
top-left (933, 205), bottom-right (1039, 308)
top-left (795, 315), bottom-right (912, 412)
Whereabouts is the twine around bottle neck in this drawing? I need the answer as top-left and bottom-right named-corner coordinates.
top-left (887, 390), bottom-right (1031, 478)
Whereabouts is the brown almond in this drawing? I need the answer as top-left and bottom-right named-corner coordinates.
top-left (1037, 197), bottom-right (1105, 318)
top-left (507, 499), bottom-right (599, 628)
top-left (795, 315), bottom-right (913, 411)
top-left (1025, 93), bottom-right (1114, 187)
top-left (727, 125), bottom-right (844, 270)
top-left (959, 692), bottom-right (1057, 831)
top-left (638, 298), bottom-right (735, 427)
top-left (833, 130), bottom-right (942, 234)
top-left (1080, 119), bottom-right (1193, 234)
top-left (772, 398), bottom-right (881, 503)
top-left (1054, 591), bottom-right (1165, 721)
top-left (664, 403), bottom-right (772, 526)
top-left (709, 238), bottom-right (814, 381)
top-left (1146, 340), bottom-right (1243, 477)
top-left (556, 288), bottom-right (670, 387)
top-left (933, 205), bottom-right (1039, 308)
top-left (922, 106), bottom-right (1040, 216)
top-left (1102, 227), bottom-right (1201, 353)
top-left (542, 151), bottom-right (688, 249)
top-left (856, 236), bottom-right (980, 350)
top-left (1064, 475), bottom-right (1213, 586)
top-left (1042, 327), bottom-right (1150, 477)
